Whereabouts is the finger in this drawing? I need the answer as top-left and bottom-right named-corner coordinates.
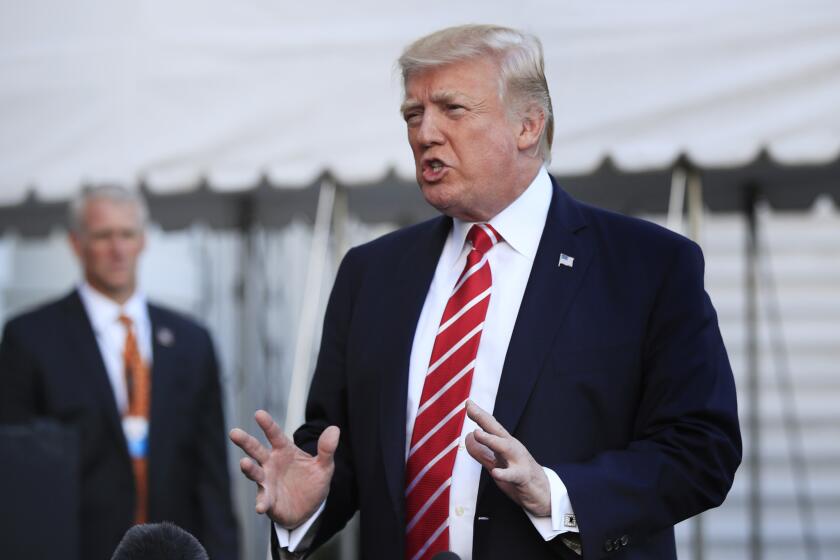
top-left (239, 457), bottom-right (266, 485)
top-left (230, 428), bottom-right (271, 465)
top-left (465, 431), bottom-right (497, 470)
top-left (316, 425), bottom-right (340, 467)
top-left (466, 400), bottom-right (510, 438)
top-left (255, 487), bottom-right (271, 514)
top-left (472, 428), bottom-right (515, 463)
top-left (255, 409), bottom-right (291, 450)
top-left (490, 466), bottom-right (523, 484)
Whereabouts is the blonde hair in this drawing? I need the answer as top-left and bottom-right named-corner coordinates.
top-left (398, 24), bottom-right (554, 162)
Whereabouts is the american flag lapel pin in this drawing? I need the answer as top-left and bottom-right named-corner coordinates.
top-left (156, 327), bottom-right (175, 347)
top-left (558, 253), bottom-right (574, 268)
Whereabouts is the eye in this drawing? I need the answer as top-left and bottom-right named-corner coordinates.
top-left (446, 104), bottom-right (465, 113)
top-left (403, 111), bottom-right (422, 126)
top-left (89, 230), bottom-right (112, 242)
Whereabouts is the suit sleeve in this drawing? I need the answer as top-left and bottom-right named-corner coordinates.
top-left (193, 327), bottom-right (240, 560)
top-left (551, 240), bottom-right (742, 559)
top-left (291, 248), bottom-right (362, 553)
top-left (0, 320), bottom-right (41, 422)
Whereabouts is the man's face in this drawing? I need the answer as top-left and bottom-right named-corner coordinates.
top-left (70, 198), bottom-right (145, 303)
top-left (403, 56), bottom-right (530, 222)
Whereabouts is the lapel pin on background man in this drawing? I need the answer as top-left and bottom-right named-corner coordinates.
top-left (230, 24), bottom-right (741, 560)
top-left (0, 186), bottom-right (239, 560)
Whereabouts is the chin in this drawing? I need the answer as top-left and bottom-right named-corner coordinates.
top-left (419, 187), bottom-right (450, 213)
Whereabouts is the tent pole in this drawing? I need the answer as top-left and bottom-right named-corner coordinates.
top-left (667, 165), bottom-right (687, 233)
top-left (333, 182), bottom-right (349, 267)
top-left (285, 178), bottom-right (336, 433)
top-left (330, 183), bottom-right (360, 560)
top-left (684, 167), bottom-right (705, 560)
top-left (758, 205), bottom-right (823, 559)
top-left (744, 184), bottom-right (762, 560)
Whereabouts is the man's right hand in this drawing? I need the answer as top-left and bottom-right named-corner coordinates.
top-left (230, 410), bottom-right (339, 529)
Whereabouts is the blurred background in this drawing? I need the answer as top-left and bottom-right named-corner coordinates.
top-left (1, 1), bottom-right (839, 559)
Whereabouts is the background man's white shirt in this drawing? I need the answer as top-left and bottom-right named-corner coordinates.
top-left (77, 282), bottom-right (152, 414)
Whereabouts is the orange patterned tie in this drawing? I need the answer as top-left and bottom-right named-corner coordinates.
top-left (119, 314), bottom-right (151, 524)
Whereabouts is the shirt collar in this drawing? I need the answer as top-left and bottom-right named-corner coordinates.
top-left (450, 166), bottom-right (552, 264)
top-left (77, 282), bottom-right (147, 332)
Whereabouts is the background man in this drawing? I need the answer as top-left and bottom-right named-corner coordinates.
top-left (231, 25), bottom-right (741, 559)
top-left (0, 186), bottom-right (239, 560)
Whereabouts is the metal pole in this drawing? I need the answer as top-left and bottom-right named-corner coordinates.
top-left (284, 178), bottom-right (336, 433)
top-left (328, 183), bottom-right (361, 560)
top-left (686, 168), bottom-right (705, 560)
top-left (667, 165), bottom-right (687, 233)
top-left (744, 185), bottom-right (762, 560)
top-left (758, 215), bottom-right (822, 559)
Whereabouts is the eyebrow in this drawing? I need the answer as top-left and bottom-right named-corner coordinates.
top-left (400, 99), bottom-right (422, 114)
top-left (400, 90), bottom-right (469, 114)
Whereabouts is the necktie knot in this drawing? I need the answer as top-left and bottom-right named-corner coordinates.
top-left (118, 314), bottom-right (133, 329)
top-left (467, 223), bottom-right (502, 256)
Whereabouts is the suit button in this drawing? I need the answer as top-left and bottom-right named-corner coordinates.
top-left (621, 535), bottom-right (629, 546)
top-left (604, 540), bottom-right (614, 552)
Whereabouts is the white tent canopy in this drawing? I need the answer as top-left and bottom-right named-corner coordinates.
top-left (2, 0), bottom-right (840, 204)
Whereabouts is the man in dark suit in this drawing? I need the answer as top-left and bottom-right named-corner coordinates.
top-left (0, 186), bottom-right (239, 560)
top-left (230, 24), bottom-right (741, 559)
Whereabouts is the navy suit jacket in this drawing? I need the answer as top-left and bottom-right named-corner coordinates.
top-left (288, 178), bottom-right (741, 559)
top-left (0, 291), bottom-right (239, 560)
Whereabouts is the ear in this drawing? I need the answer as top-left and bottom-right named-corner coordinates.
top-left (138, 230), bottom-right (147, 254)
top-left (516, 104), bottom-right (545, 153)
top-left (68, 231), bottom-right (83, 259)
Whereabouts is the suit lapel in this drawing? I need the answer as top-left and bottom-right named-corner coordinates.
top-left (146, 305), bottom-right (177, 479)
top-left (379, 217), bottom-right (451, 521)
top-left (61, 292), bottom-right (128, 456)
top-left (478, 180), bottom-right (593, 501)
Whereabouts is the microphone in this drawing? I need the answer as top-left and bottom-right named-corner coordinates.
top-left (431, 553), bottom-right (462, 560)
top-left (111, 522), bottom-right (209, 560)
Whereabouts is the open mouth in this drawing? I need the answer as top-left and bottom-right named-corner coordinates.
top-left (421, 158), bottom-right (447, 182)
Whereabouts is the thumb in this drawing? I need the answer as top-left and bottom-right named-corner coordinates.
top-left (316, 425), bottom-right (340, 466)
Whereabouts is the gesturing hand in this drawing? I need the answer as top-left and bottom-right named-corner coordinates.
top-left (464, 400), bottom-right (551, 517)
top-left (229, 410), bottom-right (340, 529)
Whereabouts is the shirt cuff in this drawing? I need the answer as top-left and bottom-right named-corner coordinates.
top-left (273, 499), bottom-right (326, 552)
top-left (525, 466), bottom-right (579, 541)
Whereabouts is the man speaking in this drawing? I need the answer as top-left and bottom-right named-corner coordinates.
top-left (231, 24), bottom-right (741, 559)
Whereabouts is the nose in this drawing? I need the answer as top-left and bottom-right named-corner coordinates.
top-left (108, 234), bottom-right (130, 256)
top-left (415, 111), bottom-right (444, 148)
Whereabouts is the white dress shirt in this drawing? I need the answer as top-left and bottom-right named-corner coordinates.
top-left (280, 167), bottom-right (577, 556)
top-left (77, 282), bottom-right (152, 414)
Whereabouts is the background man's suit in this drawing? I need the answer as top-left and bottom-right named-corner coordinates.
top-left (285, 179), bottom-right (741, 559)
top-left (0, 290), bottom-right (239, 560)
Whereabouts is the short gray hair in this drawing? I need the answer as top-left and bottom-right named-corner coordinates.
top-left (68, 185), bottom-right (148, 233)
top-left (398, 24), bottom-right (554, 162)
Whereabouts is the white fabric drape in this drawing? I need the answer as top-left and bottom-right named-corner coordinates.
top-left (2, 0), bottom-right (839, 203)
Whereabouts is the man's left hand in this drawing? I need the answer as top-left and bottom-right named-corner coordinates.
top-left (464, 400), bottom-right (551, 517)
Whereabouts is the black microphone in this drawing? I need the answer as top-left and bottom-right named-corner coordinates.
top-left (431, 553), bottom-right (462, 560)
top-left (111, 522), bottom-right (209, 560)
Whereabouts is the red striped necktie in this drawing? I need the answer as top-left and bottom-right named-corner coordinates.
top-left (405, 223), bottom-right (502, 560)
